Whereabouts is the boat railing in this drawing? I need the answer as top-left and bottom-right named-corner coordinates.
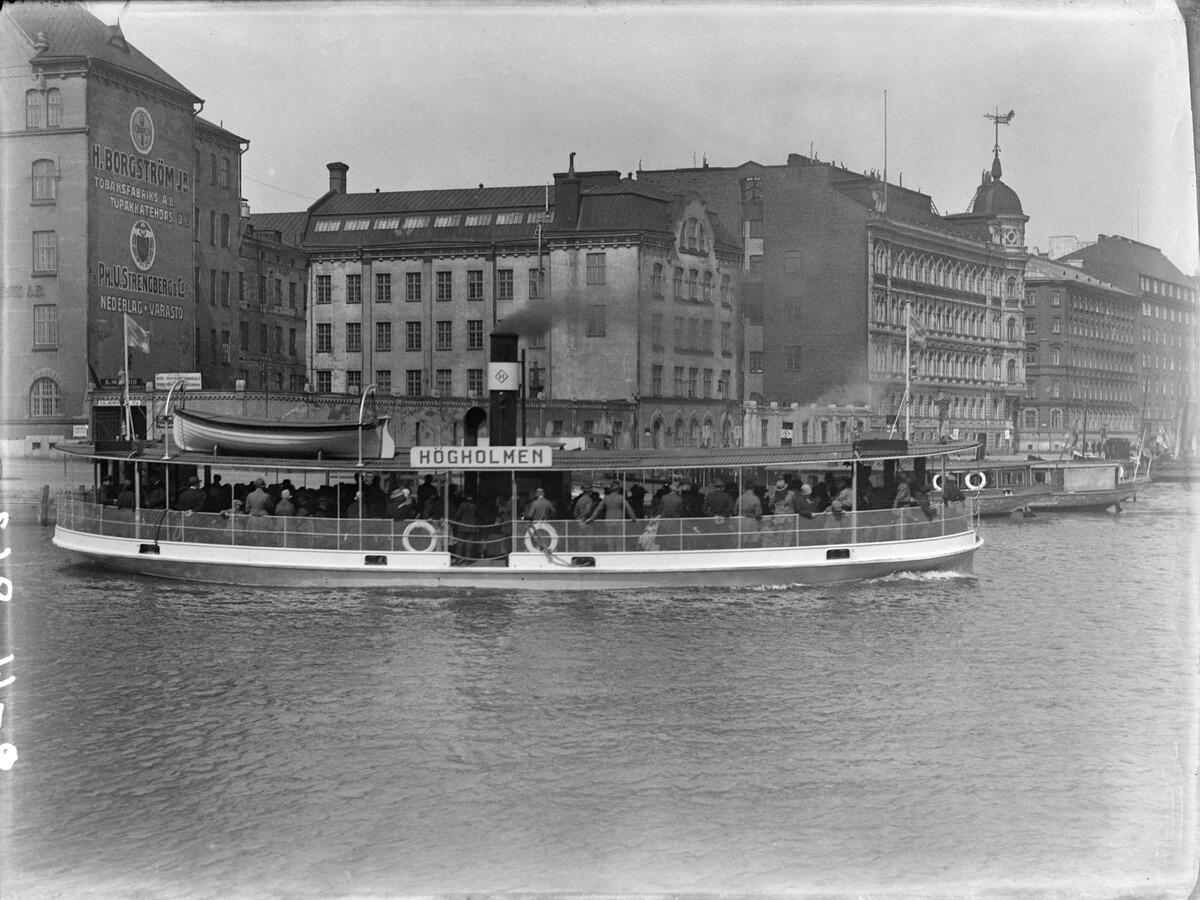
top-left (56, 499), bottom-right (977, 557)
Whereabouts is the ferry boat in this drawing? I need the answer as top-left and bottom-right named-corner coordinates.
top-left (1025, 459), bottom-right (1135, 512)
top-left (925, 459), bottom-right (1053, 517)
top-left (52, 436), bottom-right (983, 590)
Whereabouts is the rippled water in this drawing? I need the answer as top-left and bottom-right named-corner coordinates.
top-left (1, 487), bottom-right (1197, 898)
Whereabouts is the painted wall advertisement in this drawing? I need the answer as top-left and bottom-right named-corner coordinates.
top-left (89, 98), bottom-right (193, 381)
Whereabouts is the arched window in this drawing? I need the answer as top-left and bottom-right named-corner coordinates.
top-left (1006, 359), bottom-right (1018, 383)
top-left (673, 417), bottom-right (686, 449)
top-left (26, 90), bottom-right (43, 129)
top-left (46, 88), bottom-right (62, 127)
top-left (30, 376), bottom-right (61, 417)
top-left (32, 159), bottom-right (57, 202)
top-left (689, 418), bottom-right (700, 447)
top-left (1006, 318), bottom-right (1017, 341)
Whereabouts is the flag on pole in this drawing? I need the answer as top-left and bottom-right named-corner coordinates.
top-left (124, 314), bottom-right (149, 353)
top-left (908, 311), bottom-right (930, 347)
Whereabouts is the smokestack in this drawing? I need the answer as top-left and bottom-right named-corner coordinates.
top-left (327, 161), bottom-right (348, 195)
top-left (488, 333), bottom-right (519, 447)
top-left (553, 152), bottom-right (581, 230)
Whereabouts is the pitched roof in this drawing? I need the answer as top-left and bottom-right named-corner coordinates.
top-left (248, 212), bottom-right (308, 247)
top-left (1025, 255), bottom-right (1134, 296)
top-left (4, 2), bottom-right (198, 102)
top-left (316, 185), bottom-right (551, 217)
top-left (1057, 234), bottom-right (1191, 285)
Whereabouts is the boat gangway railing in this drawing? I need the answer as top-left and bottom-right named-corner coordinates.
top-left (56, 499), bottom-right (977, 558)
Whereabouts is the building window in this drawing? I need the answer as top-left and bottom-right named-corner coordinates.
top-left (376, 321), bottom-right (392, 352)
top-left (498, 269), bottom-right (514, 300)
top-left (289, 329), bottom-right (296, 355)
top-left (220, 214), bottom-right (230, 247)
top-left (346, 322), bottom-right (362, 353)
top-left (346, 274), bottom-right (362, 304)
top-left (1051, 347), bottom-right (1062, 365)
top-left (46, 88), bottom-right (62, 127)
top-left (651, 313), bottom-right (663, 347)
top-left (586, 253), bottom-right (606, 285)
top-left (468, 319), bottom-right (484, 349)
top-left (1051, 291), bottom-right (1061, 307)
top-left (528, 267), bottom-right (544, 299)
top-left (688, 318), bottom-right (699, 349)
top-left (316, 275), bottom-right (331, 304)
top-left (195, 266), bottom-right (202, 302)
top-left (718, 370), bottom-right (730, 397)
top-left (221, 271), bottom-right (230, 306)
top-left (316, 370), bottom-right (332, 393)
top-left (674, 366), bottom-right (686, 396)
top-left (259, 323), bottom-right (268, 353)
top-left (25, 90), bottom-right (43, 129)
top-left (701, 318), bottom-right (713, 350)
top-left (239, 320), bottom-right (249, 351)
top-left (687, 269), bottom-right (699, 301)
top-left (435, 369), bottom-right (452, 396)
top-left (436, 320), bottom-right (452, 351)
top-left (1025, 344), bottom-right (1037, 365)
top-left (702, 272), bottom-right (714, 303)
top-left (527, 332), bottom-right (546, 349)
top-left (749, 351), bottom-right (763, 373)
top-left (721, 322), bottom-right (732, 354)
top-left (437, 270), bottom-right (452, 301)
top-left (1052, 317), bottom-right (1061, 334)
top-left (406, 320), bottom-right (422, 351)
top-left (406, 369), bottom-right (423, 396)
top-left (687, 367), bottom-right (698, 398)
top-left (32, 231), bottom-right (57, 273)
top-left (406, 271), bottom-right (422, 302)
top-left (375, 370), bottom-right (392, 394)
top-left (219, 156), bottom-right (230, 189)
top-left (209, 210), bottom-right (216, 244)
top-left (673, 316), bottom-right (684, 348)
top-left (652, 365), bottom-right (664, 395)
top-left (703, 368), bottom-right (713, 398)
top-left (1052, 379), bottom-right (1061, 398)
top-left (652, 263), bottom-right (664, 297)
top-left (33, 304), bottom-right (57, 347)
top-left (289, 282), bottom-right (297, 308)
top-left (210, 270), bottom-right (217, 306)
top-left (467, 368), bottom-right (484, 395)
top-left (32, 159), bottom-right (57, 202)
top-left (376, 272), bottom-right (392, 303)
top-left (586, 304), bottom-right (606, 337)
top-left (721, 275), bottom-right (732, 307)
top-left (673, 267), bottom-right (683, 299)
top-left (347, 370), bottom-right (362, 395)
top-left (30, 376), bottom-right (61, 417)
top-left (468, 270), bottom-right (484, 301)
top-left (316, 323), bottom-right (332, 353)
top-left (786, 346), bottom-right (802, 370)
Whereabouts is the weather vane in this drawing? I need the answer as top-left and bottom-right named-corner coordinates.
top-left (983, 107), bottom-right (1016, 158)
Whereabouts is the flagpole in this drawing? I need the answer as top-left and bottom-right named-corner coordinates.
top-left (123, 315), bottom-right (133, 441)
top-left (904, 302), bottom-right (911, 442)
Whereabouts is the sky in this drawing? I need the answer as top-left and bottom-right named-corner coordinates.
top-left (87, 0), bottom-right (1199, 273)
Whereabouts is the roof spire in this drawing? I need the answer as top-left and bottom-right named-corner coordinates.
top-left (983, 107), bottom-right (1015, 181)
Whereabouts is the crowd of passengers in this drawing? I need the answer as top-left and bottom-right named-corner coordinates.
top-left (94, 467), bottom-right (960, 525)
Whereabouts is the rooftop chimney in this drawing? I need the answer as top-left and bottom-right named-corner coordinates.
top-left (552, 152), bottom-right (581, 229)
top-left (327, 161), bottom-right (348, 195)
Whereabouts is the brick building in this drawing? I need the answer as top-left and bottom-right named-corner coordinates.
top-left (239, 210), bottom-right (308, 393)
top-left (638, 148), bottom-right (1030, 452)
top-left (1021, 255), bottom-right (1139, 455)
top-left (300, 157), bottom-right (741, 449)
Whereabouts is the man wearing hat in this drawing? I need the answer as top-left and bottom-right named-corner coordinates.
top-left (387, 486), bottom-right (414, 521)
top-left (791, 482), bottom-right (816, 519)
top-left (772, 478), bottom-right (790, 513)
top-left (174, 474), bottom-right (206, 512)
top-left (245, 477), bottom-right (273, 516)
top-left (274, 488), bottom-right (297, 517)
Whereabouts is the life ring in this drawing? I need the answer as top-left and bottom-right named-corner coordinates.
top-left (965, 472), bottom-right (986, 491)
top-left (931, 474), bottom-right (944, 491)
top-left (524, 521), bottom-right (559, 553)
top-left (401, 519), bottom-right (439, 552)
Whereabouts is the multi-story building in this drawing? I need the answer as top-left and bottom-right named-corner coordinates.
top-left (239, 211), bottom-right (308, 393)
top-left (192, 116), bottom-right (247, 391)
top-left (1021, 255), bottom-right (1139, 455)
top-left (300, 157), bottom-right (741, 449)
top-left (1055, 235), bottom-right (1199, 457)
top-left (0, 3), bottom-right (253, 450)
top-left (638, 148), bottom-right (1030, 452)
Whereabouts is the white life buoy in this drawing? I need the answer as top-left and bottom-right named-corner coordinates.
top-left (401, 519), bottom-right (439, 552)
top-left (931, 474), bottom-right (944, 492)
top-left (524, 521), bottom-right (559, 554)
top-left (965, 471), bottom-right (986, 491)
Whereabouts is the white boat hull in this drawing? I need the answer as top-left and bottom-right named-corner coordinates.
top-left (54, 524), bottom-right (980, 590)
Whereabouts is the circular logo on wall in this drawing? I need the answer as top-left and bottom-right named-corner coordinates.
top-left (130, 220), bottom-right (156, 271)
top-left (129, 107), bottom-right (155, 155)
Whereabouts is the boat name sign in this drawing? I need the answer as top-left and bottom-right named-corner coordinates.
top-left (409, 446), bottom-right (553, 469)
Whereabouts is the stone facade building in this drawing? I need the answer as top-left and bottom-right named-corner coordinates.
top-left (1021, 256), bottom-right (1139, 455)
top-left (638, 148), bottom-right (1030, 453)
top-left (239, 211), bottom-right (308, 394)
top-left (1055, 235), bottom-right (1199, 457)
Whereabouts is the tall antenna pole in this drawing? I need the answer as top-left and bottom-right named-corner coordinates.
top-left (883, 90), bottom-right (888, 213)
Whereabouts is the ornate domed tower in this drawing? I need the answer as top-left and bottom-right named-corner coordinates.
top-left (967, 147), bottom-right (1027, 251)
